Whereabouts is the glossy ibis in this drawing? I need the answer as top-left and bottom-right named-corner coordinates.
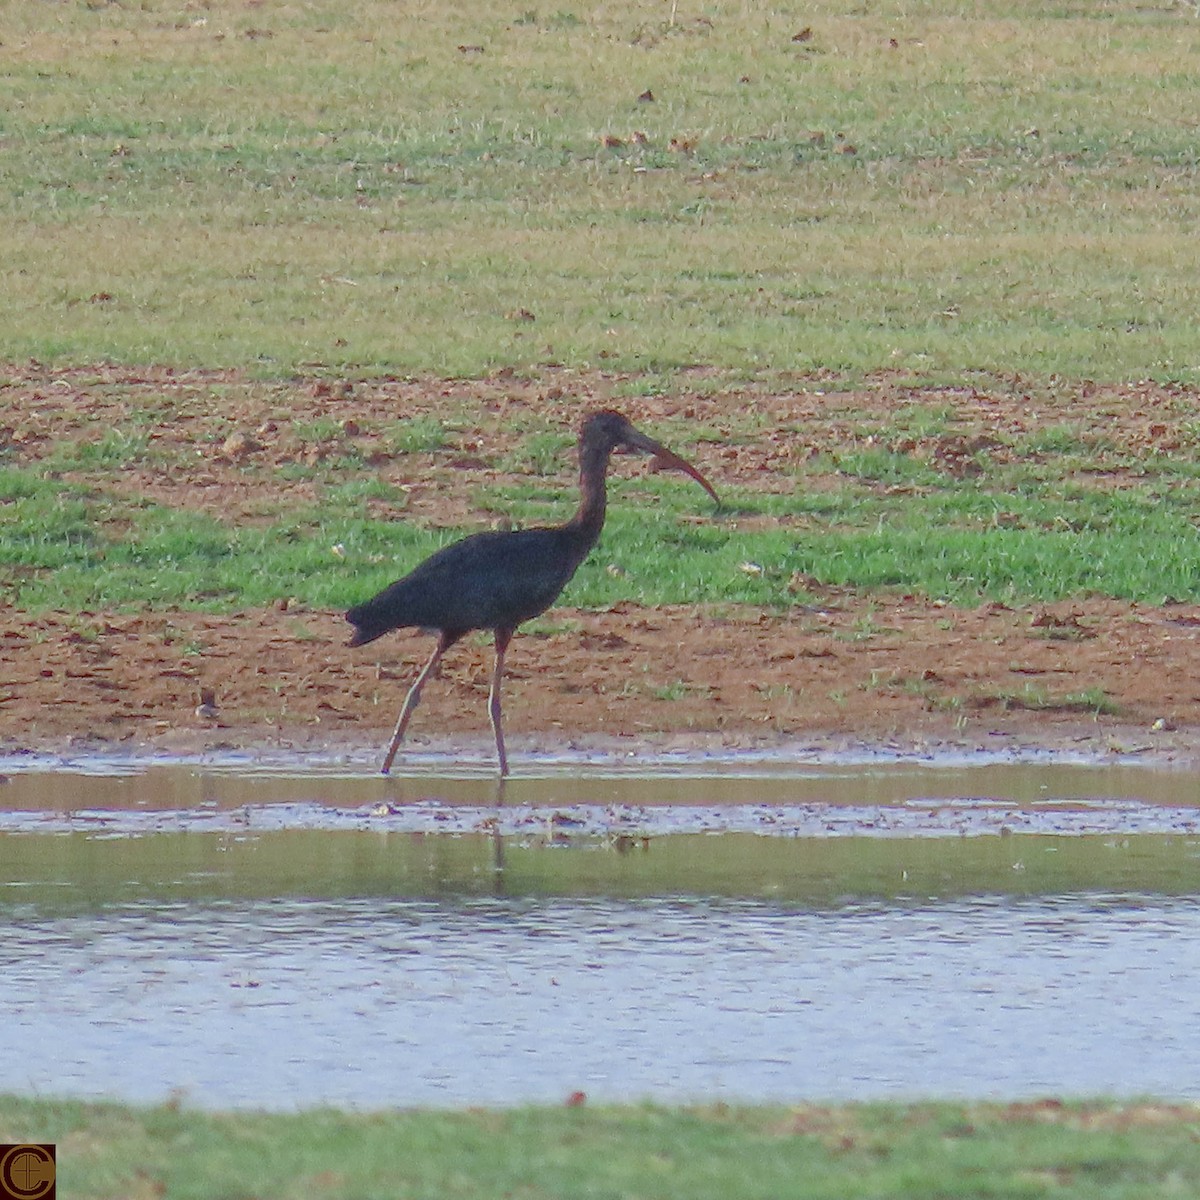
top-left (347, 410), bottom-right (719, 775)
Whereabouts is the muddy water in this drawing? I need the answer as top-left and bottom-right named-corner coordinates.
top-left (5, 746), bottom-right (1200, 813)
top-left (2, 752), bottom-right (1200, 1109)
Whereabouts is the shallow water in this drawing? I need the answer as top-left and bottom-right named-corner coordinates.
top-left (8, 894), bottom-right (1200, 1109)
top-left (3, 751), bottom-right (1200, 1109)
top-left (5, 746), bottom-right (1200, 815)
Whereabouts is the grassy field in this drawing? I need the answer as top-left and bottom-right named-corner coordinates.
top-left (4, 373), bottom-right (1200, 612)
top-left (3, 0), bottom-right (1200, 381)
top-left (6, 1093), bottom-right (1200, 1200)
top-left (4, 1), bottom-right (1200, 614)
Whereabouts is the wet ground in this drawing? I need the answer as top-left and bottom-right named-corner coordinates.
top-left (3, 751), bottom-right (1200, 1109)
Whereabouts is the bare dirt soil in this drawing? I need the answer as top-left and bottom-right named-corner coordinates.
top-left (3, 364), bottom-right (1200, 764)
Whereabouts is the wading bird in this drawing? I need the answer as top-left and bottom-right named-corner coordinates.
top-left (347, 410), bottom-right (719, 776)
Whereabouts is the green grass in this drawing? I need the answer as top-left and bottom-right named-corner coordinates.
top-left (3, 0), bottom-right (1200, 380)
top-left (974, 682), bottom-right (1121, 716)
top-left (7, 414), bottom-right (1200, 611)
top-left (5, 1093), bottom-right (1200, 1200)
top-left (385, 416), bottom-right (451, 456)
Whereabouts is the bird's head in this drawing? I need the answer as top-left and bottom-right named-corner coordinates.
top-left (581, 410), bottom-right (721, 507)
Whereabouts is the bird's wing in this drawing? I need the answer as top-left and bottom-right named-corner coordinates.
top-left (350, 527), bottom-right (584, 639)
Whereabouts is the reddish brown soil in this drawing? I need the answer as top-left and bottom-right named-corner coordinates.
top-left (3, 364), bottom-right (1200, 763)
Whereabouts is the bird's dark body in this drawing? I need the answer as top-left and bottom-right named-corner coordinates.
top-left (346, 524), bottom-right (594, 647)
top-left (346, 409), bottom-right (718, 775)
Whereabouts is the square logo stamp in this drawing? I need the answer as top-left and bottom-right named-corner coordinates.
top-left (0, 1145), bottom-right (56, 1200)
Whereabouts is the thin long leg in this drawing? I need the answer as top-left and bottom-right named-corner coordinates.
top-left (488, 627), bottom-right (514, 777)
top-left (381, 632), bottom-right (454, 775)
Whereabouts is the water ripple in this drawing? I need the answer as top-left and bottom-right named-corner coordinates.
top-left (7, 894), bottom-right (1200, 1109)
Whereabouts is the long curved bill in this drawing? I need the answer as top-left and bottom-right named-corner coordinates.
top-left (626, 429), bottom-right (721, 508)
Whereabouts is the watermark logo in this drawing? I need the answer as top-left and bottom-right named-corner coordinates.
top-left (0, 1145), bottom-right (55, 1200)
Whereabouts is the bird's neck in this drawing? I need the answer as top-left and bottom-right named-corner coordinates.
top-left (564, 440), bottom-right (611, 545)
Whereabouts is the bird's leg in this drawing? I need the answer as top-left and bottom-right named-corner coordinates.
top-left (381, 632), bottom-right (453, 775)
top-left (489, 627), bottom-right (514, 777)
